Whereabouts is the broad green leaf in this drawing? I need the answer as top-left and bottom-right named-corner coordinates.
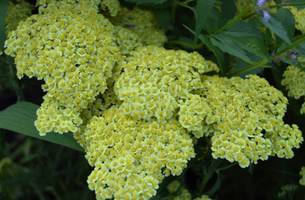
top-left (265, 28), bottom-right (273, 47)
top-left (0, 0), bottom-right (9, 51)
top-left (275, 8), bottom-right (295, 40)
top-left (152, 9), bottom-right (173, 30)
top-left (225, 35), bottom-right (269, 59)
top-left (124, 0), bottom-right (167, 5)
top-left (0, 101), bottom-right (84, 152)
top-left (198, 34), bottom-right (224, 73)
top-left (219, 0), bottom-right (237, 20)
top-left (211, 34), bottom-right (251, 62)
top-left (193, 0), bottom-right (215, 46)
top-left (257, 12), bottom-right (291, 45)
top-left (204, 6), bottom-right (226, 34)
top-left (184, 25), bottom-right (224, 72)
top-left (224, 21), bottom-right (264, 38)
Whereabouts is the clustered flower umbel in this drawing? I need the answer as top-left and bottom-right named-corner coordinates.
top-left (282, 57), bottom-right (305, 114)
top-left (4, 0), bottom-right (304, 199)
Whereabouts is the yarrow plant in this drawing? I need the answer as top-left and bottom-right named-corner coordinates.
top-left (0, 0), bottom-right (305, 199)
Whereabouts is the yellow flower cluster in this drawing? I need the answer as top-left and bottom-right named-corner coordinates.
top-left (5, 1), bottom-right (120, 135)
top-left (5, 1), bottom-right (34, 35)
top-left (77, 105), bottom-right (195, 199)
top-left (167, 180), bottom-right (212, 200)
top-left (199, 75), bottom-right (303, 168)
top-left (286, 6), bottom-right (305, 34)
top-left (281, 57), bottom-right (305, 114)
top-left (4, 0), bottom-right (304, 199)
top-left (114, 45), bottom-right (219, 124)
top-left (109, 7), bottom-right (167, 47)
top-left (300, 166), bottom-right (305, 186)
top-left (100, 0), bottom-right (120, 17)
top-left (70, 44), bottom-right (218, 199)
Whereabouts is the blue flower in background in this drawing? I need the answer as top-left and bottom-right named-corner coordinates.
top-left (257, 0), bottom-right (270, 22)
top-left (257, 0), bottom-right (266, 7)
top-left (263, 10), bottom-right (270, 22)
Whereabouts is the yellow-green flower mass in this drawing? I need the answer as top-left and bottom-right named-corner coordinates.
top-left (282, 57), bottom-right (305, 114)
top-left (3, 0), bottom-right (304, 199)
top-left (199, 75), bottom-right (303, 168)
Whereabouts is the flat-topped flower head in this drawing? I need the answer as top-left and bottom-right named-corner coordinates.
top-left (114, 46), bottom-right (219, 123)
top-left (5, 1), bottom-right (119, 135)
top-left (198, 75), bottom-right (303, 168)
top-left (79, 105), bottom-right (195, 199)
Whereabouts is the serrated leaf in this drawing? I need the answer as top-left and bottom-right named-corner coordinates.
top-left (193, 0), bottom-right (215, 46)
top-left (0, 0), bottom-right (9, 51)
top-left (224, 20), bottom-right (264, 38)
top-left (211, 34), bottom-right (251, 62)
top-left (225, 35), bottom-right (269, 59)
top-left (184, 25), bottom-right (224, 72)
top-left (276, 8), bottom-right (295, 40)
top-left (124, 0), bottom-right (167, 5)
top-left (0, 102), bottom-right (84, 152)
top-left (206, 172), bottom-right (224, 196)
top-left (257, 12), bottom-right (291, 44)
top-left (198, 34), bottom-right (224, 72)
top-left (204, 6), bottom-right (226, 34)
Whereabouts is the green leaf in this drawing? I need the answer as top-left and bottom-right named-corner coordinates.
top-left (0, 0), bottom-right (9, 51)
top-left (219, 0), bottom-right (237, 20)
top-left (152, 9), bottom-right (173, 30)
top-left (257, 12), bottom-right (291, 45)
top-left (0, 102), bottom-right (84, 152)
top-left (224, 20), bottom-right (264, 38)
top-left (275, 8), bottom-right (295, 40)
top-left (265, 28), bottom-right (273, 47)
top-left (232, 53), bottom-right (266, 78)
top-left (183, 25), bottom-right (224, 72)
top-left (204, 6), bottom-right (226, 34)
top-left (225, 35), bottom-right (269, 59)
top-left (211, 34), bottom-right (251, 62)
top-left (198, 34), bottom-right (224, 73)
top-left (193, 0), bottom-right (215, 46)
top-left (124, 0), bottom-right (167, 5)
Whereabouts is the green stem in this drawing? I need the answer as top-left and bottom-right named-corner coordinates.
top-left (165, 40), bottom-right (204, 49)
top-left (228, 58), bottom-right (269, 77)
top-left (171, 0), bottom-right (178, 25)
top-left (280, 2), bottom-right (305, 7)
top-left (275, 34), bottom-right (305, 56)
top-left (214, 5), bottom-right (254, 34)
top-left (216, 162), bottom-right (238, 172)
top-left (199, 159), bottom-right (216, 193)
top-left (7, 56), bottom-right (25, 101)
